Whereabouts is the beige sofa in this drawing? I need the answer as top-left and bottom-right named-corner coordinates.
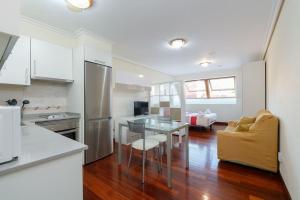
top-left (217, 110), bottom-right (279, 172)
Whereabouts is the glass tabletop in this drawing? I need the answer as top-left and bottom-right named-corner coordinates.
top-left (119, 115), bottom-right (188, 133)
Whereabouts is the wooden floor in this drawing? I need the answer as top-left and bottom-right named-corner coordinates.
top-left (83, 125), bottom-right (290, 200)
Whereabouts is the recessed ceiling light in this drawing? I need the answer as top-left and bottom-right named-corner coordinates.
top-left (169, 38), bottom-right (187, 49)
top-left (138, 74), bottom-right (144, 78)
top-left (66, 0), bottom-right (93, 9)
top-left (199, 61), bottom-right (213, 68)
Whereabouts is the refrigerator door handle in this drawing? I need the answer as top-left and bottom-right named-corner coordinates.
top-left (88, 117), bottom-right (112, 121)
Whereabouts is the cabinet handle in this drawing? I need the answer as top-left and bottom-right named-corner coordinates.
top-left (25, 68), bottom-right (29, 85)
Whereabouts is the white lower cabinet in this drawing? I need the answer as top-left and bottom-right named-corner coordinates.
top-left (0, 36), bottom-right (31, 86)
top-left (31, 38), bottom-right (73, 81)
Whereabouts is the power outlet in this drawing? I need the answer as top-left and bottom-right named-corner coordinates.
top-left (278, 152), bottom-right (283, 163)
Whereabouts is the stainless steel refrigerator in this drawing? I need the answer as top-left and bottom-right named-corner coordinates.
top-left (84, 61), bottom-right (113, 164)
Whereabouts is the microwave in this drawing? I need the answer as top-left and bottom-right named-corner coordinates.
top-left (0, 106), bottom-right (21, 164)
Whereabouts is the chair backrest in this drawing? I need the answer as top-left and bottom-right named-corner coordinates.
top-left (127, 121), bottom-right (146, 149)
top-left (128, 120), bottom-right (145, 134)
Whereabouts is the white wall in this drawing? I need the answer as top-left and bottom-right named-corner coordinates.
top-left (0, 0), bottom-right (19, 35)
top-left (20, 17), bottom-right (76, 47)
top-left (242, 61), bottom-right (266, 116)
top-left (113, 85), bottom-right (148, 118)
top-left (175, 68), bottom-right (243, 122)
top-left (112, 85), bottom-right (148, 133)
top-left (265, 0), bottom-right (300, 199)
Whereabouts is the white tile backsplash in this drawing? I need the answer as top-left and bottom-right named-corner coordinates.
top-left (0, 80), bottom-right (68, 114)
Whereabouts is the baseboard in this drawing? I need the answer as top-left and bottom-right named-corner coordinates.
top-left (279, 171), bottom-right (292, 200)
top-left (214, 121), bottom-right (228, 126)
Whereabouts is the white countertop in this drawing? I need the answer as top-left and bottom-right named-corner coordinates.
top-left (0, 125), bottom-right (87, 176)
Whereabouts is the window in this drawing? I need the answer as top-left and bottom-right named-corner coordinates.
top-left (184, 80), bottom-right (207, 99)
top-left (209, 77), bottom-right (236, 98)
top-left (184, 76), bottom-right (236, 104)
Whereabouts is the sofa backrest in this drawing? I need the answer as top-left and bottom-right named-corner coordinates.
top-left (249, 111), bottom-right (279, 136)
top-left (255, 109), bottom-right (271, 118)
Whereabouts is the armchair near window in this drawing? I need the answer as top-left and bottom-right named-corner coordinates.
top-left (217, 110), bottom-right (279, 172)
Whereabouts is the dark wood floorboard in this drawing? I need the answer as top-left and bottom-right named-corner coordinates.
top-left (83, 125), bottom-right (290, 200)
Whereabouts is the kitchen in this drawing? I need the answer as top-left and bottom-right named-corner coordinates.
top-left (0, 1), bottom-right (116, 200)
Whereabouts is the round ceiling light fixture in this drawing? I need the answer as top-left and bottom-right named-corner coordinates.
top-left (66, 0), bottom-right (93, 9)
top-left (169, 38), bottom-right (187, 49)
top-left (199, 61), bottom-right (214, 68)
top-left (138, 74), bottom-right (144, 78)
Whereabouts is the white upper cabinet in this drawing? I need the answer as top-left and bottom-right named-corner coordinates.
top-left (84, 45), bottom-right (112, 67)
top-left (0, 36), bottom-right (30, 85)
top-left (31, 38), bottom-right (73, 81)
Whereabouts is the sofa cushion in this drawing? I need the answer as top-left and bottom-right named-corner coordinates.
top-left (250, 114), bottom-right (274, 131)
top-left (255, 113), bottom-right (273, 123)
top-left (234, 123), bottom-right (253, 132)
top-left (238, 116), bottom-right (256, 125)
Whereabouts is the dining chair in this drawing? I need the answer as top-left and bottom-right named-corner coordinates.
top-left (127, 121), bottom-right (160, 184)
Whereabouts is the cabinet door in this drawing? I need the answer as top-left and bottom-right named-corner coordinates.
top-left (84, 46), bottom-right (112, 67)
top-left (0, 36), bottom-right (31, 85)
top-left (31, 38), bottom-right (73, 81)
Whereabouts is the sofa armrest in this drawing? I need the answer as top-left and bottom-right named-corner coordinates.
top-left (217, 131), bottom-right (258, 159)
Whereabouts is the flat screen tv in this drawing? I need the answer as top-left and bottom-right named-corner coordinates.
top-left (134, 101), bottom-right (149, 116)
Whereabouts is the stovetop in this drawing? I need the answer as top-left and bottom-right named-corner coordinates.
top-left (39, 113), bottom-right (69, 120)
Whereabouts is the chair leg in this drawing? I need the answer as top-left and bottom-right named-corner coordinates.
top-left (159, 145), bottom-right (163, 173)
top-left (127, 146), bottom-right (133, 175)
top-left (160, 144), bottom-right (165, 172)
top-left (145, 151), bottom-right (147, 161)
top-left (155, 147), bottom-right (161, 173)
top-left (179, 134), bottom-right (182, 144)
top-left (142, 150), bottom-right (146, 184)
top-left (152, 148), bottom-right (157, 160)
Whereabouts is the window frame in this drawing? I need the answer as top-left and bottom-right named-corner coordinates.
top-left (184, 76), bottom-right (236, 100)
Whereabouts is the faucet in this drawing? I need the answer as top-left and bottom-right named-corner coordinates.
top-left (21, 100), bottom-right (30, 119)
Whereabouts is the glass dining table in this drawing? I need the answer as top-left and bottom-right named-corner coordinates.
top-left (117, 115), bottom-right (189, 188)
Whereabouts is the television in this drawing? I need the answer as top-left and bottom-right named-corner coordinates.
top-left (134, 101), bottom-right (149, 116)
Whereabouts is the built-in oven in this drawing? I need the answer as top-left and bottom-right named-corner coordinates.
top-left (36, 118), bottom-right (79, 141)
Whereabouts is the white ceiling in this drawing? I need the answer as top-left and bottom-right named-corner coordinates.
top-left (21, 0), bottom-right (279, 75)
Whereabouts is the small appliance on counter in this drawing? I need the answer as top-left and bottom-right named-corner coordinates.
top-left (0, 106), bottom-right (21, 164)
top-left (6, 99), bottom-right (18, 106)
